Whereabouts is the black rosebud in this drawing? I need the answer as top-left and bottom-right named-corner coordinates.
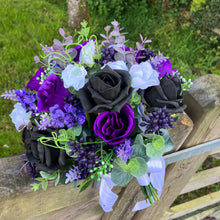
top-left (22, 125), bottom-right (67, 174)
top-left (78, 65), bottom-right (133, 113)
top-left (140, 75), bottom-right (186, 113)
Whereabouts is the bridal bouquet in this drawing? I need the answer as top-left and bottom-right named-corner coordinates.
top-left (1, 20), bottom-right (189, 212)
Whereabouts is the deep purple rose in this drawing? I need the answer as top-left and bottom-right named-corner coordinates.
top-left (27, 67), bottom-right (46, 91)
top-left (37, 74), bottom-right (71, 112)
top-left (157, 60), bottom-right (176, 78)
top-left (94, 104), bottom-right (135, 145)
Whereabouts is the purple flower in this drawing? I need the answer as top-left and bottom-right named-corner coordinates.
top-left (15, 88), bottom-right (37, 113)
top-left (27, 67), bottom-right (46, 91)
top-left (157, 60), bottom-right (177, 78)
top-left (49, 104), bottom-right (65, 127)
top-left (65, 166), bottom-right (81, 184)
top-left (37, 73), bottom-right (70, 112)
top-left (94, 104), bottom-right (135, 145)
top-left (114, 139), bottom-right (133, 162)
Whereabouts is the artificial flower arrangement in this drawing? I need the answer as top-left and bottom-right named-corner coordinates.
top-left (1, 20), bottom-right (191, 212)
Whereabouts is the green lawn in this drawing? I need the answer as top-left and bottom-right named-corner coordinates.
top-left (0, 0), bottom-right (219, 157)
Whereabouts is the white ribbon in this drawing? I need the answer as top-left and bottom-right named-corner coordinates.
top-left (99, 157), bottom-right (165, 212)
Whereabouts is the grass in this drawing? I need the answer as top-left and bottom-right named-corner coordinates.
top-left (0, 0), bottom-right (219, 158)
top-left (0, 0), bottom-right (73, 157)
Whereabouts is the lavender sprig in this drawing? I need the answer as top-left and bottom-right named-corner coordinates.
top-left (1, 90), bottom-right (17, 101)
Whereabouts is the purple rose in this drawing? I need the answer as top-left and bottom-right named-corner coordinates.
top-left (157, 60), bottom-right (176, 78)
top-left (94, 104), bottom-right (135, 145)
top-left (37, 74), bottom-right (70, 112)
top-left (27, 67), bottom-right (46, 91)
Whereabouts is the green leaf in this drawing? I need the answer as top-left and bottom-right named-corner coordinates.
top-left (55, 170), bottom-right (60, 186)
top-left (122, 158), bottom-right (140, 173)
top-left (112, 158), bottom-right (126, 172)
top-left (40, 171), bottom-right (50, 179)
top-left (73, 181), bottom-right (78, 188)
top-left (130, 157), bottom-right (148, 177)
top-left (161, 129), bottom-right (174, 153)
top-left (129, 92), bottom-right (141, 109)
top-left (35, 177), bottom-right (44, 182)
top-left (79, 175), bottom-right (94, 193)
top-left (111, 168), bottom-right (133, 186)
top-left (130, 144), bottom-right (149, 161)
top-left (48, 172), bottom-right (58, 180)
top-left (134, 134), bottom-right (144, 145)
top-left (30, 183), bottom-right (40, 191)
top-left (68, 125), bottom-right (82, 137)
top-left (42, 180), bottom-right (48, 191)
top-left (68, 86), bottom-right (77, 95)
top-left (146, 143), bottom-right (164, 158)
top-left (152, 135), bottom-right (165, 151)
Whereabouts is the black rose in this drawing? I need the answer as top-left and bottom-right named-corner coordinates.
top-left (78, 66), bottom-right (133, 113)
top-left (139, 75), bottom-right (186, 113)
top-left (22, 126), bottom-right (67, 174)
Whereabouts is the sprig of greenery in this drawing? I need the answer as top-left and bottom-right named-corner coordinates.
top-left (30, 170), bottom-right (61, 191)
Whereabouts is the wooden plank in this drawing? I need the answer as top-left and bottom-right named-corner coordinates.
top-left (183, 205), bottom-right (220, 220)
top-left (101, 112), bottom-right (193, 220)
top-left (162, 191), bottom-right (220, 220)
top-left (167, 111), bottom-right (193, 152)
top-left (0, 155), bottom-right (99, 220)
top-left (180, 166), bottom-right (220, 195)
top-left (28, 197), bottom-right (103, 220)
top-left (132, 74), bottom-right (220, 220)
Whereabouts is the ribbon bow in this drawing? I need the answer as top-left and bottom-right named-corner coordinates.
top-left (99, 157), bottom-right (165, 212)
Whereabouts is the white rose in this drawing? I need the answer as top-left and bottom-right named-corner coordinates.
top-left (129, 61), bottom-right (159, 90)
top-left (10, 103), bottom-right (32, 132)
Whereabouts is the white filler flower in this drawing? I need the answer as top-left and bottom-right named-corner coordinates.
top-left (79, 40), bottom-right (96, 65)
top-left (62, 64), bottom-right (87, 91)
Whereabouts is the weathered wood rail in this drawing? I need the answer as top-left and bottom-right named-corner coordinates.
top-left (0, 74), bottom-right (219, 220)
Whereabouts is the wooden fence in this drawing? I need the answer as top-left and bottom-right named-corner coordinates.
top-left (0, 74), bottom-right (219, 220)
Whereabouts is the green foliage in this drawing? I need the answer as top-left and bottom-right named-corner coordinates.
top-left (79, 174), bottom-right (94, 193)
top-left (31, 170), bottom-right (60, 191)
top-left (190, 0), bottom-right (206, 12)
top-left (111, 167), bottom-right (133, 186)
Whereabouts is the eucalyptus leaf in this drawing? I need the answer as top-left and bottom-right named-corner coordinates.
top-left (134, 134), bottom-right (144, 145)
top-left (112, 158), bottom-right (126, 172)
top-left (130, 157), bottom-right (148, 177)
top-left (130, 144), bottom-right (149, 161)
top-left (161, 129), bottom-right (174, 153)
top-left (145, 143), bottom-right (164, 158)
top-left (122, 158), bottom-right (140, 173)
top-left (152, 135), bottom-right (165, 151)
top-left (67, 125), bottom-right (82, 138)
top-left (111, 168), bottom-right (133, 186)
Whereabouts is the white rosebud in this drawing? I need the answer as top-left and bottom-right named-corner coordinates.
top-left (10, 103), bottom-right (32, 132)
top-left (129, 61), bottom-right (159, 90)
top-left (62, 64), bottom-right (87, 91)
top-left (79, 40), bottom-right (96, 65)
top-left (102, 60), bottom-right (128, 71)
